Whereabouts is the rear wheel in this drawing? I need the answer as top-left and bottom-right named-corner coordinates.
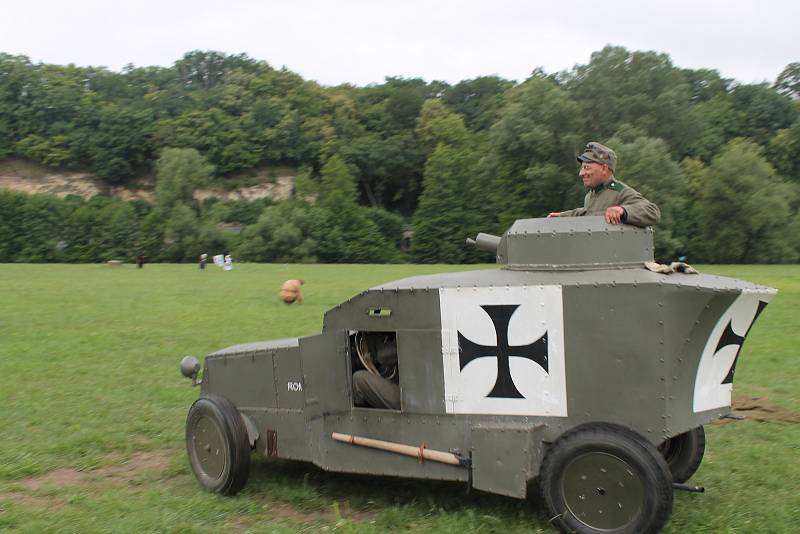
top-left (186, 395), bottom-right (251, 495)
top-left (658, 426), bottom-right (705, 483)
top-left (539, 424), bottom-right (673, 534)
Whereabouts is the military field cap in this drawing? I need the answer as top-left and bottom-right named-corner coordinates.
top-left (577, 142), bottom-right (617, 173)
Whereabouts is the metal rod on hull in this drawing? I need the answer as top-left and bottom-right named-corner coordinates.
top-left (331, 432), bottom-right (469, 467)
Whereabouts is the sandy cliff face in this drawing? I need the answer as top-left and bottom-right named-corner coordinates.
top-left (0, 172), bottom-right (295, 203)
top-left (0, 172), bottom-right (128, 198)
top-left (194, 176), bottom-right (294, 201)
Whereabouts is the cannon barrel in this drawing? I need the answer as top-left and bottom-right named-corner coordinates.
top-left (466, 232), bottom-right (501, 253)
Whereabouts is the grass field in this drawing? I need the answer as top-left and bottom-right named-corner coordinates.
top-left (1, 263), bottom-right (798, 533)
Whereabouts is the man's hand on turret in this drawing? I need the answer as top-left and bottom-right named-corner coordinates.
top-left (547, 212), bottom-right (560, 218)
top-left (605, 206), bottom-right (625, 224)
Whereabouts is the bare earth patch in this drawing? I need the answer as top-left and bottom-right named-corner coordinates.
top-left (0, 450), bottom-right (173, 511)
top-left (0, 492), bottom-right (68, 511)
top-left (266, 499), bottom-right (375, 522)
top-left (17, 468), bottom-right (84, 492)
top-left (729, 396), bottom-right (800, 424)
top-left (93, 451), bottom-right (171, 483)
top-left (0, 468), bottom-right (82, 511)
top-left (226, 500), bottom-right (376, 532)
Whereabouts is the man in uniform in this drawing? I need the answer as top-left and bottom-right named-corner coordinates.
top-left (352, 333), bottom-right (400, 410)
top-left (548, 142), bottom-right (660, 227)
top-left (353, 371), bottom-right (400, 410)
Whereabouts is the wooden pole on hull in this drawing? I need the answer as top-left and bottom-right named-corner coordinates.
top-left (331, 432), bottom-right (467, 467)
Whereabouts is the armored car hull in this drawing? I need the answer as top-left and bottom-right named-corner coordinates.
top-left (183, 217), bottom-right (776, 534)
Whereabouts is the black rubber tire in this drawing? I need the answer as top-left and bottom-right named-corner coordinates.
top-left (539, 423), bottom-right (673, 534)
top-left (658, 426), bottom-right (705, 483)
top-left (185, 395), bottom-right (250, 496)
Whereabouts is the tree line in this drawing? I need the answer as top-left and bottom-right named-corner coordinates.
top-left (1, 47), bottom-right (800, 263)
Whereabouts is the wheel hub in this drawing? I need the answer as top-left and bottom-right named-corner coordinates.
top-left (191, 415), bottom-right (226, 480)
top-left (561, 451), bottom-right (644, 531)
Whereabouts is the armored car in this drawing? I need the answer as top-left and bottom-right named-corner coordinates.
top-left (181, 216), bottom-right (776, 534)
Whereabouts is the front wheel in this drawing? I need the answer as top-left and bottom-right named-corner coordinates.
top-left (658, 426), bottom-right (705, 483)
top-left (539, 424), bottom-right (673, 534)
top-left (185, 395), bottom-right (251, 495)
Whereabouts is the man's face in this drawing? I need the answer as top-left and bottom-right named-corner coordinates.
top-left (579, 161), bottom-right (610, 188)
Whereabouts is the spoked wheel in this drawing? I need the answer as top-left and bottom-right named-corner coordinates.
top-left (658, 426), bottom-right (705, 483)
top-left (186, 395), bottom-right (251, 495)
top-left (540, 424), bottom-right (673, 534)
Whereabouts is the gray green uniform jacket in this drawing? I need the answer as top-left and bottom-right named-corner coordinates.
top-left (559, 178), bottom-right (661, 227)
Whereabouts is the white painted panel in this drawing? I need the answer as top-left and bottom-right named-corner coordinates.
top-left (440, 286), bottom-right (567, 416)
top-left (693, 288), bottom-right (776, 412)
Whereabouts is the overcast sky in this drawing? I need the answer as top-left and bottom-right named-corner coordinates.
top-left (2, 0), bottom-right (797, 86)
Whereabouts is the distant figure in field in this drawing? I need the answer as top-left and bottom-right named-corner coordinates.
top-left (279, 279), bottom-right (304, 304)
top-left (223, 254), bottom-right (233, 271)
top-left (136, 254), bottom-right (145, 268)
top-left (199, 253), bottom-right (207, 270)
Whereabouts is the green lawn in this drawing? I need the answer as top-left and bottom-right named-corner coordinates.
top-left (1, 263), bottom-right (798, 533)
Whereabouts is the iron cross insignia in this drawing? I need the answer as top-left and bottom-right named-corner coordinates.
top-left (457, 304), bottom-right (548, 399)
top-left (716, 300), bottom-right (767, 384)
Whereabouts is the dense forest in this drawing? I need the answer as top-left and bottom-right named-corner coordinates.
top-left (1, 47), bottom-right (799, 264)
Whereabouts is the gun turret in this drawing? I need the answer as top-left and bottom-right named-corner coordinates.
top-left (469, 217), bottom-right (654, 270)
